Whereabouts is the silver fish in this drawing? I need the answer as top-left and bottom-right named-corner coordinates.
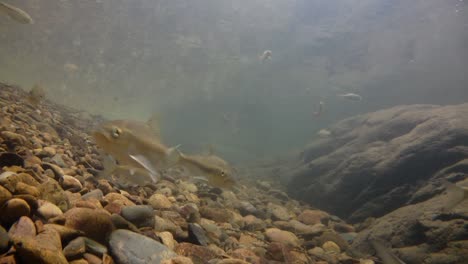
top-left (338, 93), bottom-right (362, 101)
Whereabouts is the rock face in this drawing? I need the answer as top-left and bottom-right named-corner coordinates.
top-left (286, 104), bottom-right (468, 222)
top-left (351, 178), bottom-right (468, 263)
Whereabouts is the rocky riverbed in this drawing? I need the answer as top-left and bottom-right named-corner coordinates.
top-left (0, 83), bottom-right (380, 264)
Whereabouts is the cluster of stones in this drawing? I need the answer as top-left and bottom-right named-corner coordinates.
top-left (0, 84), bottom-right (376, 263)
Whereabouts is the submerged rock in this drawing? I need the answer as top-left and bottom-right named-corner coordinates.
top-left (286, 104), bottom-right (468, 222)
top-left (109, 229), bottom-right (177, 264)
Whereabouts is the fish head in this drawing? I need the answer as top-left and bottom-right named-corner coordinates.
top-left (92, 120), bottom-right (139, 164)
top-left (205, 166), bottom-right (236, 189)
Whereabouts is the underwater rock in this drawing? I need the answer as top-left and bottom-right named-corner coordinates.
top-left (36, 200), bottom-right (63, 220)
top-left (174, 242), bottom-right (219, 263)
top-left (286, 103), bottom-right (468, 222)
top-left (109, 229), bottom-right (177, 264)
top-left (187, 223), bottom-right (210, 246)
top-left (0, 153), bottom-right (24, 168)
top-left (0, 185), bottom-right (12, 206)
top-left (8, 216), bottom-right (36, 244)
top-left (0, 198), bottom-right (30, 226)
top-left (120, 205), bottom-right (154, 228)
top-left (0, 225), bottom-right (9, 254)
top-left (51, 207), bottom-right (114, 244)
top-left (148, 193), bottom-right (173, 209)
top-left (14, 225), bottom-right (68, 264)
top-left (264, 228), bottom-right (300, 247)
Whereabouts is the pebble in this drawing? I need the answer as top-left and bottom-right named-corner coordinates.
top-left (121, 205), bottom-right (155, 228)
top-left (297, 209), bottom-right (330, 225)
top-left (52, 207), bottom-right (114, 244)
top-left (61, 175), bottom-right (83, 191)
top-left (322, 241), bottom-right (341, 254)
top-left (149, 193), bottom-right (173, 209)
top-left (0, 198), bottom-right (31, 226)
top-left (8, 216), bottom-right (36, 243)
top-left (36, 200), bottom-right (63, 220)
top-left (0, 226), bottom-right (8, 254)
top-left (0, 185), bottom-right (12, 205)
top-left (109, 229), bottom-right (177, 264)
top-left (264, 228), bottom-right (300, 247)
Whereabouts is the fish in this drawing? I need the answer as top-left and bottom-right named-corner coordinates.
top-left (317, 129), bottom-right (331, 137)
top-left (26, 84), bottom-right (46, 106)
top-left (259, 50), bottom-right (272, 63)
top-left (0, 2), bottom-right (33, 24)
top-left (98, 153), bottom-right (156, 187)
top-left (313, 101), bottom-right (324, 117)
top-left (338, 93), bottom-right (362, 101)
top-left (370, 239), bottom-right (406, 264)
top-left (92, 119), bottom-right (181, 183)
top-left (179, 153), bottom-right (236, 189)
top-left (441, 179), bottom-right (468, 212)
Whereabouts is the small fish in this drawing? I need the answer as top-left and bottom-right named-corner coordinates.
top-left (441, 179), bottom-right (468, 212)
top-left (259, 50), bottom-right (272, 63)
top-left (27, 84), bottom-right (46, 106)
top-left (0, 2), bottom-right (33, 24)
top-left (179, 153), bottom-right (236, 189)
top-left (313, 101), bottom-right (324, 117)
top-left (98, 153), bottom-right (156, 186)
top-left (338, 93), bottom-right (362, 101)
top-left (92, 119), bottom-right (181, 182)
top-left (317, 129), bottom-right (331, 137)
top-left (370, 239), bottom-right (406, 264)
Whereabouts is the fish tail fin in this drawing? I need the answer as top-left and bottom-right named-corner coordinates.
top-left (166, 144), bottom-right (182, 166)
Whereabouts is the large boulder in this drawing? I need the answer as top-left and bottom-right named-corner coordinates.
top-left (351, 178), bottom-right (468, 263)
top-left (286, 104), bottom-right (468, 222)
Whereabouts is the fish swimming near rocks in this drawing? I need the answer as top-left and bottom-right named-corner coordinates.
top-left (338, 93), bottom-right (362, 101)
top-left (179, 153), bottom-right (236, 189)
top-left (98, 153), bottom-right (156, 187)
top-left (441, 179), bottom-right (468, 212)
top-left (370, 239), bottom-right (406, 264)
top-left (92, 119), bottom-right (181, 183)
top-left (93, 119), bottom-right (236, 188)
top-left (0, 2), bottom-right (33, 24)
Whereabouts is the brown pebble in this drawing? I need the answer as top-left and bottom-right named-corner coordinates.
top-left (0, 198), bottom-right (30, 226)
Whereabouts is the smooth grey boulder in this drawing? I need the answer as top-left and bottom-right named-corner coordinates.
top-left (109, 229), bottom-right (177, 264)
top-left (286, 103), bottom-right (468, 222)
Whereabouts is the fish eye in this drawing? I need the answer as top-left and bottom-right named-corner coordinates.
top-left (111, 127), bottom-right (122, 138)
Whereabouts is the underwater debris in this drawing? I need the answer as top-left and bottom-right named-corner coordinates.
top-left (0, 2), bottom-right (33, 24)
